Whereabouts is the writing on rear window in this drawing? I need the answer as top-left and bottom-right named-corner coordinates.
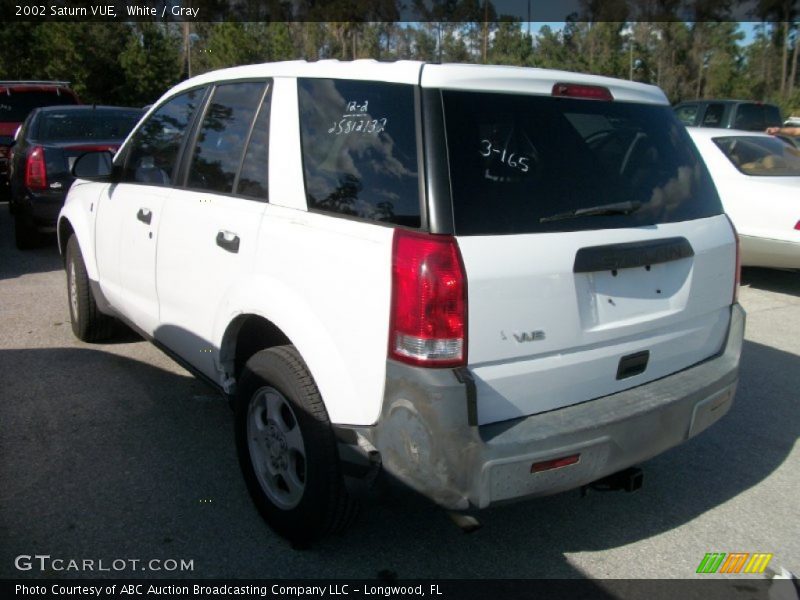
top-left (443, 90), bottom-right (722, 235)
top-left (479, 139), bottom-right (531, 174)
top-left (327, 98), bottom-right (388, 135)
top-left (298, 78), bottom-right (420, 227)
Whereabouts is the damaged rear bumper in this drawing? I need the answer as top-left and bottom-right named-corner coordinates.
top-left (346, 303), bottom-right (745, 510)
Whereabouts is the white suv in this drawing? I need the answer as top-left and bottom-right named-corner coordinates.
top-left (59, 60), bottom-right (745, 543)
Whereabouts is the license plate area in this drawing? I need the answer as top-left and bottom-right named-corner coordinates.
top-left (576, 259), bottom-right (693, 330)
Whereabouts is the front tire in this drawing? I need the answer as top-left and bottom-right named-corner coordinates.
top-left (235, 346), bottom-right (356, 544)
top-left (65, 235), bottom-right (114, 342)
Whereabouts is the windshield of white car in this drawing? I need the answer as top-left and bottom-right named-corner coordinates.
top-left (714, 136), bottom-right (800, 176)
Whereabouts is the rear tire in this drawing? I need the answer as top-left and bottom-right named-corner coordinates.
top-left (14, 215), bottom-right (38, 250)
top-left (235, 346), bottom-right (357, 544)
top-left (65, 235), bottom-right (115, 342)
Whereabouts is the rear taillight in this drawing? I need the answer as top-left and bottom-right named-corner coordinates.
top-left (25, 146), bottom-right (47, 191)
top-left (552, 83), bottom-right (614, 101)
top-left (726, 215), bottom-right (741, 303)
top-left (389, 229), bottom-right (467, 367)
top-left (794, 220), bottom-right (800, 231)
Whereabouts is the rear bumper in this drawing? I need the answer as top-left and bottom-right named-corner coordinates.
top-left (740, 235), bottom-right (800, 270)
top-left (354, 304), bottom-right (745, 510)
top-left (12, 190), bottom-right (65, 229)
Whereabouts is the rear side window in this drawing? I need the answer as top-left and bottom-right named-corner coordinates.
top-left (0, 90), bottom-right (78, 122)
top-left (714, 135), bottom-right (800, 176)
top-left (236, 85), bottom-right (271, 200)
top-left (122, 88), bottom-right (204, 186)
top-left (186, 81), bottom-right (268, 195)
top-left (298, 78), bottom-right (421, 227)
top-left (442, 91), bottom-right (722, 235)
top-left (733, 104), bottom-right (782, 131)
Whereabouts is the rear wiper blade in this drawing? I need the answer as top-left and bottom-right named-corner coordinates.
top-left (539, 200), bottom-right (642, 223)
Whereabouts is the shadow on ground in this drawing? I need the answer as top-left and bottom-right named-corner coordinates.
top-left (0, 203), bottom-right (61, 281)
top-left (742, 267), bottom-right (799, 297)
top-left (0, 336), bottom-right (795, 587)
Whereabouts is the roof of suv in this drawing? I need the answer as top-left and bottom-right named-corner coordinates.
top-left (165, 60), bottom-right (668, 107)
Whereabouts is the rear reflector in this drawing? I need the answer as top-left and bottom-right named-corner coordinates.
top-left (725, 215), bottom-right (741, 303)
top-left (552, 83), bottom-right (613, 101)
top-left (531, 454), bottom-right (581, 473)
top-left (389, 229), bottom-right (467, 367)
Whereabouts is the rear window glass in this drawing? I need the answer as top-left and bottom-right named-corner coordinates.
top-left (714, 135), bottom-right (800, 176)
top-left (733, 104), bottom-right (782, 131)
top-left (0, 90), bottom-right (78, 122)
top-left (298, 78), bottom-right (421, 227)
top-left (35, 109), bottom-right (140, 141)
top-left (442, 91), bottom-right (722, 235)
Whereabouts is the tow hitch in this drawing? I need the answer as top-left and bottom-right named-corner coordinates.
top-left (581, 467), bottom-right (643, 496)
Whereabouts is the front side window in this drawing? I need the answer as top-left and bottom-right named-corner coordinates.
top-left (187, 81), bottom-right (267, 194)
top-left (702, 103), bottom-right (724, 126)
top-left (442, 91), bottom-right (722, 235)
top-left (674, 104), bottom-right (698, 126)
top-left (714, 135), bottom-right (800, 176)
top-left (298, 78), bottom-right (421, 227)
top-left (122, 88), bottom-right (204, 186)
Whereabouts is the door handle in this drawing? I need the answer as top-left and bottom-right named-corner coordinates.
top-left (136, 208), bottom-right (152, 225)
top-left (216, 230), bottom-right (240, 253)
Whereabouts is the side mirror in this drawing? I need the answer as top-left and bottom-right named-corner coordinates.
top-left (72, 151), bottom-right (114, 181)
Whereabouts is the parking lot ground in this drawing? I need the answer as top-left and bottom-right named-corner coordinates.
top-left (0, 201), bottom-right (798, 586)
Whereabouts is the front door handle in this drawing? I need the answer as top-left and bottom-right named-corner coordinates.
top-left (136, 208), bottom-right (152, 225)
top-left (216, 230), bottom-right (240, 253)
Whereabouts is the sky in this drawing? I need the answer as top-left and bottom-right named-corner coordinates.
top-left (525, 21), bottom-right (761, 46)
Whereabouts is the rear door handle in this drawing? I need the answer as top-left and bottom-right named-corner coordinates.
top-left (216, 231), bottom-right (240, 253)
top-left (136, 208), bottom-right (152, 225)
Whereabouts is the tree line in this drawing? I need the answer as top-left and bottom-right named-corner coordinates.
top-left (0, 19), bottom-right (797, 115)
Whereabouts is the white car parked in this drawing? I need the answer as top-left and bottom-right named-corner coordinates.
top-left (687, 128), bottom-right (800, 269)
top-left (59, 61), bottom-right (744, 543)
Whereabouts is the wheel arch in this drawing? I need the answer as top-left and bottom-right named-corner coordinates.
top-left (57, 216), bottom-right (75, 263)
top-left (215, 292), bottom-right (374, 426)
top-left (220, 313), bottom-right (292, 383)
top-left (57, 186), bottom-right (100, 281)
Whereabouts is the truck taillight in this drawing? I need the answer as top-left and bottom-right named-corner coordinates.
top-left (25, 146), bottom-right (47, 191)
top-left (389, 229), bottom-right (467, 367)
